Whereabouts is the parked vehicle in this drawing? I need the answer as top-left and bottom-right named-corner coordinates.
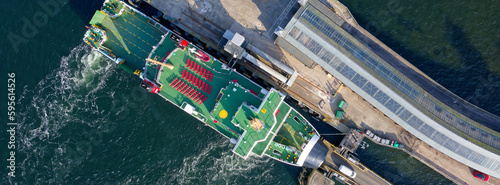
top-left (473, 171), bottom-right (489, 181)
top-left (339, 165), bottom-right (357, 178)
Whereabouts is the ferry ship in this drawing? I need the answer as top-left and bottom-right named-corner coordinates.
top-left (83, 0), bottom-right (327, 168)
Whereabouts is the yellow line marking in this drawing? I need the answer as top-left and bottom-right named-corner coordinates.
top-left (123, 8), bottom-right (163, 35)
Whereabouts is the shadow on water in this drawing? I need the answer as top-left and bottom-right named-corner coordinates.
top-left (342, 7), bottom-right (500, 116)
top-left (444, 17), bottom-right (490, 93)
top-left (446, 17), bottom-right (487, 77)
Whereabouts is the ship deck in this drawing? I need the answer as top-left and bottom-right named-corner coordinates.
top-left (231, 90), bottom-right (283, 157)
top-left (96, 9), bottom-right (163, 71)
top-left (87, 2), bottom-right (319, 164)
top-left (150, 39), bottom-right (266, 139)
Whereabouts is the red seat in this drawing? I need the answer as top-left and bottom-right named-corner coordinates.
top-left (170, 79), bottom-right (178, 86)
top-left (209, 73), bottom-right (213, 82)
top-left (196, 95), bottom-right (204, 102)
top-left (177, 83), bottom-right (185, 90)
top-left (182, 70), bottom-right (186, 78)
top-left (187, 59), bottom-right (191, 67)
top-left (208, 86), bottom-right (211, 94)
top-left (180, 85), bottom-right (188, 93)
top-left (195, 94), bottom-right (202, 101)
top-left (181, 86), bottom-right (188, 94)
top-left (187, 89), bottom-right (195, 96)
top-left (187, 86), bottom-right (193, 94)
top-left (193, 93), bottom-right (201, 100)
top-left (201, 82), bottom-right (205, 91)
top-left (199, 96), bottom-right (207, 104)
top-left (173, 80), bottom-right (182, 88)
top-left (190, 91), bottom-right (198, 98)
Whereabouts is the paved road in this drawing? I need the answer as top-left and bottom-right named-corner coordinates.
top-left (322, 140), bottom-right (391, 185)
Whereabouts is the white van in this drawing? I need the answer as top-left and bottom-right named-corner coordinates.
top-left (339, 165), bottom-right (357, 178)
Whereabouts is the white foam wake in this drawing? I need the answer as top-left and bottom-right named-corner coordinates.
top-left (15, 43), bottom-right (119, 183)
top-left (155, 138), bottom-right (276, 184)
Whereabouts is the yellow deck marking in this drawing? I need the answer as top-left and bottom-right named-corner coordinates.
top-left (112, 18), bottom-right (153, 47)
top-left (124, 8), bottom-right (163, 35)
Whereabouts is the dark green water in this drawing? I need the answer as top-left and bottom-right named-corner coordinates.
top-left (339, 0), bottom-right (500, 116)
top-left (356, 139), bottom-right (453, 185)
top-left (0, 0), bottom-right (496, 184)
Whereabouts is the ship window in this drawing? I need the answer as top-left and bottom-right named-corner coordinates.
top-left (293, 116), bottom-right (301, 123)
top-left (273, 149), bottom-right (282, 156)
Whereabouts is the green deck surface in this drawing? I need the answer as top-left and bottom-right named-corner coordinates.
top-left (85, 2), bottom-right (319, 165)
top-left (265, 109), bottom-right (316, 164)
top-left (95, 8), bottom-right (163, 72)
top-left (266, 142), bottom-right (298, 164)
top-left (251, 99), bottom-right (292, 155)
top-left (276, 110), bottom-right (314, 146)
top-left (211, 82), bottom-right (262, 134)
top-left (154, 43), bottom-right (269, 140)
top-left (145, 33), bottom-right (178, 80)
top-left (232, 91), bottom-right (284, 157)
